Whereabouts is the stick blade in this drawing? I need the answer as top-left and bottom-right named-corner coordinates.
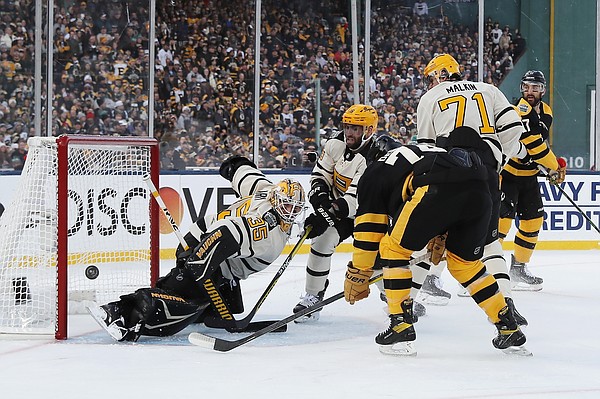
top-left (188, 332), bottom-right (218, 349)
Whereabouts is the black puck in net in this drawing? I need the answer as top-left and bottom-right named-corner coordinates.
top-left (85, 265), bottom-right (100, 280)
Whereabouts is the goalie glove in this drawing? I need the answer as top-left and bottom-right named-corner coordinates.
top-left (426, 233), bottom-right (448, 265)
top-left (344, 262), bottom-right (373, 304)
top-left (547, 157), bottom-right (567, 186)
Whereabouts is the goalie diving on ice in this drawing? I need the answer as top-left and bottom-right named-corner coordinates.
top-left (88, 155), bottom-right (306, 342)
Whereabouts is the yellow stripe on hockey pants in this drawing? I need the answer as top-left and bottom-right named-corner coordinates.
top-left (446, 251), bottom-right (506, 323)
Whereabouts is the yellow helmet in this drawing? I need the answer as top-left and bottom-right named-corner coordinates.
top-left (342, 104), bottom-right (378, 133)
top-left (424, 54), bottom-right (462, 84)
top-left (269, 178), bottom-right (306, 223)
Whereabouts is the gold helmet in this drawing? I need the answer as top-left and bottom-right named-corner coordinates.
top-left (269, 178), bottom-right (306, 223)
top-left (424, 54), bottom-right (462, 86)
top-left (342, 104), bottom-right (378, 132)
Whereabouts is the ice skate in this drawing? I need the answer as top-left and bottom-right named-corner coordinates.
top-left (492, 305), bottom-right (532, 356)
top-left (418, 275), bottom-right (451, 305)
top-left (505, 297), bottom-right (528, 327)
top-left (376, 299), bottom-right (417, 356)
top-left (87, 302), bottom-right (138, 342)
top-left (293, 281), bottom-right (328, 323)
top-left (510, 254), bottom-right (543, 291)
top-left (379, 289), bottom-right (426, 321)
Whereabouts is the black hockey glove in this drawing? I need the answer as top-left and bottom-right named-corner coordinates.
top-left (499, 191), bottom-right (515, 219)
top-left (305, 206), bottom-right (337, 239)
top-left (219, 155), bottom-right (256, 181)
top-left (176, 247), bottom-right (195, 269)
top-left (308, 181), bottom-right (332, 209)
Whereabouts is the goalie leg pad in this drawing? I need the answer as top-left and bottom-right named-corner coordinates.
top-left (122, 288), bottom-right (207, 338)
top-left (156, 266), bottom-right (204, 302)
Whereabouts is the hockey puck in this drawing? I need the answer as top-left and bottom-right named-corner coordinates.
top-left (85, 265), bottom-right (100, 280)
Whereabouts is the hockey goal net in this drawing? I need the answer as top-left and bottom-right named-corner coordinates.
top-left (0, 135), bottom-right (159, 339)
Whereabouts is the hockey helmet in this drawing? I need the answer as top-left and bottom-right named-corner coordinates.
top-left (342, 104), bottom-right (378, 151)
top-left (270, 178), bottom-right (306, 223)
top-left (520, 70), bottom-right (546, 93)
top-left (342, 104), bottom-right (378, 133)
top-left (424, 54), bottom-right (462, 87)
top-left (366, 134), bottom-right (402, 165)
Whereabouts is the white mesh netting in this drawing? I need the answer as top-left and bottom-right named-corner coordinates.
top-left (0, 137), bottom-right (155, 336)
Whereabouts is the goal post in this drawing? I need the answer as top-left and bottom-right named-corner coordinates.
top-left (0, 135), bottom-right (160, 339)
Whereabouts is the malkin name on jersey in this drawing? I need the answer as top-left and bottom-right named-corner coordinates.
top-left (446, 83), bottom-right (477, 93)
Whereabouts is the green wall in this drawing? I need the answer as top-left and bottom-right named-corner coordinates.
top-left (429, 0), bottom-right (596, 169)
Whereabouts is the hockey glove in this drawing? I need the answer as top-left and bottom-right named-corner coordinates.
top-left (175, 247), bottom-right (195, 269)
top-left (344, 262), bottom-right (373, 304)
top-left (426, 233), bottom-right (448, 265)
top-left (547, 157), bottom-right (567, 186)
top-left (308, 181), bottom-right (332, 209)
top-left (499, 192), bottom-right (515, 218)
top-left (305, 206), bottom-right (336, 239)
top-left (219, 155), bottom-right (256, 182)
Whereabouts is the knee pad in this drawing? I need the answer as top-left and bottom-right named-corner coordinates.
top-left (122, 288), bottom-right (206, 338)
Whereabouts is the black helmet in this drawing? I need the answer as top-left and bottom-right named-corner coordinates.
top-left (521, 70), bottom-right (546, 87)
top-left (366, 135), bottom-right (402, 165)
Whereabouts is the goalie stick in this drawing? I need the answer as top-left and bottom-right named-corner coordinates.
top-left (201, 226), bottom-right (311, 332)
top-left (189, 254), bottom-right (429, 352)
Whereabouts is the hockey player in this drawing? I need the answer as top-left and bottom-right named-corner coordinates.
top-left (415, 53), bottom-right (531, 326)
top-left (292, 104), bottom-right (378, 322)
top-left (345, 53), bottom-right (531, 356)
top-left (345, 139), bottom-right (529, 356)
top-left (89, 155), bottom-right (306, 342)
top-left (499, 70), bottom-right (566, 290)
top-left (293, 105), bottom-right (426, 322)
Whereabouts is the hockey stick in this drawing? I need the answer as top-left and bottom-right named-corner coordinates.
top-left (202, 226), bottom-right (311, 332)
top-left (189, 253), bottom-right (428, 352)
top-left (537, 167), bottom-right (600, 235)
top-left (143, 174), bottom-right (189, 250)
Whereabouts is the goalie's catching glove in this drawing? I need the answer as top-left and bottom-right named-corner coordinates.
top-left (344, 262), bottom-right (373, 304)
top-left (547, 157), bottom-right (567, 186)
top-left (426, 233), bottom-right (448, 265)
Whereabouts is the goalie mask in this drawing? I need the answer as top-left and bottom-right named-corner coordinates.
top-left (342, 104), bottom-right (378, 152)
top-left (269, 178), bottom-right (306, 224)
top-left (424, 53), bottom-right (462, 89)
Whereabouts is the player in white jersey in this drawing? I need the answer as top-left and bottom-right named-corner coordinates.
top-left (292, 104), bottom-right (382, 322)
top-left (89, 156), bottom-right (305, 342)
top-left (414, 54), bottom-right (529, 325)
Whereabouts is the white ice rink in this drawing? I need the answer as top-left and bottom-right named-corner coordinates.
top-left (1, 250), bottom-right (599, 398)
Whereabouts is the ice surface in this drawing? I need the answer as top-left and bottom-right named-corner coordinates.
top-left (1, 250), bottom-right (599, 398)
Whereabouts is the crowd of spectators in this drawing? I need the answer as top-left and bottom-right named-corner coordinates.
top-left (0, 0), bottom-right (525, 171)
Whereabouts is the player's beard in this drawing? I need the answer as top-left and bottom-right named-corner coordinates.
top-left (525, 93), bottom-right (541, 107)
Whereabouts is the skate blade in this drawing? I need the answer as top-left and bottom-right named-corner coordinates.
top-left (293, 311), bottom-right (321, 324)
top-left (511, 282), bottom-right (543, 292)
top-left (501, 345), bottom-right (533, 357)
top-left (86, 305), bottom-right (126, 342)
top-left (378, 342), bottom-right (417, 356)
top-left (417, 292), bottom-right (450, 306)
